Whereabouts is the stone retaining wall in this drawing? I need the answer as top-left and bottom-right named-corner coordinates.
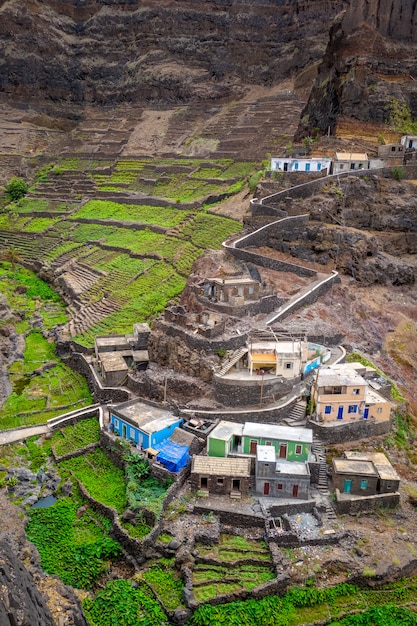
top-left (51, 442), bottom-right (99, 463)
top-left (213, 373), bottom-right (294, 408)
top-left (192, 505), bottom-right (265, 528)
top-left (335, 491), bottom-right (400, 515)
top-left (180, 396), bottom-right (298, 424)
top-left (310, 417), bottom-right (392, 444)
top-left (195, 293), bottom-right (284, 317)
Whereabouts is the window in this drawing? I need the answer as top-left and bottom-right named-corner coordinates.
top-left (352, 388), bottom-right (360, 395)
top-left (130, 428), bottom-right (135, 438)
top-left (350, 163), bottom-right (355, 170)
top-left (295, 444), bottom-right (302, 455)
top-left (348, 405), bottom-right (358, 414)
top-left (294, 162), bottom-right (299, 170)
top-left (277, 483), bottom-right (283, 490)
top-left (360, 479), bottom-right (368, 490)
top-left (113, 419), bottom-right (119, 427)
top-left (248, 286), bottom-right (254, 295)
top-left (377, 407), bottom-right (382, 413)
top-left (153, 437), bottom-right (156, 444)
top-left (305, 163), bottom-right (311, 171)
top-left (325, 405), bottom-right (332, 414)
top-left (266, 441), bottom-right (272, 446)
top-left (339, 164), bottom-right (344, 170)
top-left (217, 478), bottom-right (224, 485)
top-left (285, 362), bottom-right (293, 369)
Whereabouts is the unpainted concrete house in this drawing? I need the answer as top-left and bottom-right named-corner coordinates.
top-left (255, 445), bottom-right (310, 499)
top-left (191, 455), bottom-right (251, 497)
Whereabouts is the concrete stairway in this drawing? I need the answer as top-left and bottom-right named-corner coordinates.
top-left (312, 436), bottom-right (337, 521)
top-left (281, 400), bottom-right (307, 426)
top-left (216, 347), bottom-right (248, 376)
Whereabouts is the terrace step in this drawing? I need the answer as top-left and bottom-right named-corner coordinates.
top-left (281, 401), bottom-right (307, 426)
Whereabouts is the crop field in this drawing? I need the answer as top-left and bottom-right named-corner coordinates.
top-left (192, 534), bottom-right (274, 602)
top-left (0, 154), bottom-right (246, 346)
top-left (51, 417), bottom-right (100, 457)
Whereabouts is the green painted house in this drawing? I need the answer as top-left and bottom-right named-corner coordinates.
top-left (207, 420), bottom-right (312, 461)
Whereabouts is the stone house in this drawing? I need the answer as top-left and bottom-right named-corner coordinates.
top-left (311, 364), bottom-right (391, 423)
top-left (270, 157), bottom-right (331, 173)
top-left (190, 456), bottom-right (251, 497)
top-left (109, 399), bottom-right (183, 449)
top-left (202, 277), bottom-right (260, 304)
top-left (94, 324), bottom-right (150, 386)
top-left (207, 420), bottom-right (312, 462)
top-left (332, 451), bottom-right (400, 496)
top-left (255, 445), bottom-right (310, 499)
top-left (333, 152), bottom-right (368, 174)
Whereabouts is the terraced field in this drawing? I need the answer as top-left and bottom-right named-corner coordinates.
top-left (0, 156), bottom-right (251, 345)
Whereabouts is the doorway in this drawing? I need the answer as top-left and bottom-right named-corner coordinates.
top-left (263, 482), bottom-right (270, 495)
top-left (279, 444), bottom-right (287, 459)
top-left (292, 484), bottom-right (299, 498)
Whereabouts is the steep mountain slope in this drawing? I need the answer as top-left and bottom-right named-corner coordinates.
top-left (298, 0), bottom-right (417, 136)
top-left (0, 0), bottom-right (346, 106)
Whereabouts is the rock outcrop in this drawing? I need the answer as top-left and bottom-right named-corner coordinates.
top-left (297, 0), bottom-right (417, 135)
top-left (0, 0), bottom-right (346, 106)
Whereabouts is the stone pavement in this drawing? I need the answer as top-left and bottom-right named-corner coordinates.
top-left (0, 425), bottom-right (50, 446)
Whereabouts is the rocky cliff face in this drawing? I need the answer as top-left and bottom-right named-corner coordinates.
top-left (297, 0), bottom-right (417, 135)
top-left (0, 0), bottom-right (346, 105)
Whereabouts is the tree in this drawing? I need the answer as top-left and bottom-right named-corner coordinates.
top-left (6, 177), bottom-right (28, 202)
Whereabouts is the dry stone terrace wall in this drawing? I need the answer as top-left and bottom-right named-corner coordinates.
top-left (213, 372), bottom-right (295, 407)
top-left (310, 417), bottom-right (393, 443)
top-left (180, 396), bottom-right (299, 423)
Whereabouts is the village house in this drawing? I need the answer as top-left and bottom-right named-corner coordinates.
top-left (190, 455), bottom-right (251, 497)
top-left (332, 451), bottom-right (400, 512)
top-left (333, 152), bottom-right (368, 174)
top-left (207, 420), bottom-right (312, 461)
top-left (401, 135), bottom-right (417, 150)
top-left (109, 399), bottom-right (183, 450)
top-left (255, 445), bottom-right (310, 499)
top-left (202, 277), bottom-right (260, 304)
top-left (94, 324), bottom-right (150, 386)
top-left (311, 363), bottom-right (391, 423)
top-left (270, 157), bottom-right (331, 173)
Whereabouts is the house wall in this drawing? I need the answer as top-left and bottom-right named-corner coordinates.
top-left (190, 473), bottom-right (251, 496)
top-left (333, 160), bottom-right (368, 174)
top-left (242, 436), bottom-right (310, 461)
top-left (255, 475), bottom-right (310, 499)
top-left (207, 436), bottom-right (227, 457)
top-left (366, 400), bottom-right (391, 422)
top-left (332, 473), bottom-right (378, 495)
top-left (379, 478), bottom-right (400, 494)
top-left (110, 414), bottom-right (183, 449)
top-left (315, 383), bottom-right (367, 422)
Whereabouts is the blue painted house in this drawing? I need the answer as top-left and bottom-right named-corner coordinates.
top-left (110, 399), bottom-right (183, 450)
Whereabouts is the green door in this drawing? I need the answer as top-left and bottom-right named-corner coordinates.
top-left (343, 479), bottom-right (352, 493)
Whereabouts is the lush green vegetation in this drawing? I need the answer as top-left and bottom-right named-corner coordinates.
top-left (51, 417), bottom-right (100, 456)
top-left (83, 579), bottom-right (169, 626)
top-left (0, 331), bottom-right (91, 430)
top-left (125, 453), bottom-right (172, 519)
top-left (26, 497), bottom-right (122, 589)
top-left (188, 581), bottom-right (417, 626)
top-left (6, 176), bottom-right (28, 201)
top-left (72, 199), bottom-right (189, 227)
top-left (141, 558), bottom-right (185, 611)
top-left (59, 448), bottom-right (127, 512)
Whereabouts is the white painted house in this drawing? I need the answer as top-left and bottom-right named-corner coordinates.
top-left (401, 135), bottom-right (417, 150)
top-left (270, 157), bottom-right (331, 173)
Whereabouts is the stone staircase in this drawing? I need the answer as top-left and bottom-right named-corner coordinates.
top-left (216, 347), bottom-right (248, 376)
top-left (312, 437), bottom-right (337, 522)
top-left (281, 401), bottom-right (307, 426)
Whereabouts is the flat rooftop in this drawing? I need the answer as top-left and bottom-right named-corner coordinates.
top-left (257, 445), bottom-right (276, 462)
top-left (333, 458), bottom-right (378, 477)
top-left (344, 451), bottom-right (400, 481)
top-left (192, 455), bottom-right (251, 477)
top-left (244, 422), bottom-right (312, 444)
top-left (99, 352), bottom-right (128, 373)
top-left (209, 420), bottom-right (243, 442)
top-left (95, 335), bottom-right (132, 350)
top-left (275, 459), bottom-right (310, 476)
top-left (317, 366), bottom-right (366, 388)
top-left (111, 399), bottom-right (180, 434)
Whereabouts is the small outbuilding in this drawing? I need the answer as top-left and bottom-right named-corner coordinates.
top-left (255, 445), bottom-right (310, 499)
top-left (191, 456), bottom-right (251, 497)
top-left (333, 152), bottom-right (368, 174)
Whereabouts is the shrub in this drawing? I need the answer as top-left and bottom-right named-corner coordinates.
top-left (6, 177), bottom-right (28, 202)
top-left (391, 166), bottom-right (404, 181)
